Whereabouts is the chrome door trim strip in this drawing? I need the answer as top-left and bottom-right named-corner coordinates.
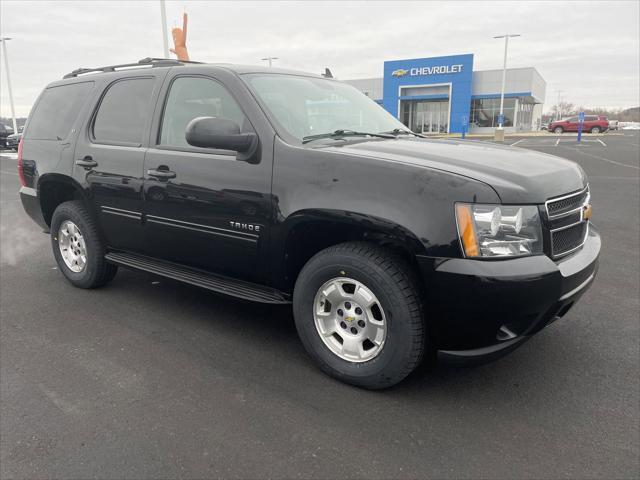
top-left (146, 218), bottom-right (258, 242)
top-left (101, 206), bottom-right (142, 220)
top-left (101, 205), bottom-right (142, 215)
top-left (146, 214), bottom-right (259, 239)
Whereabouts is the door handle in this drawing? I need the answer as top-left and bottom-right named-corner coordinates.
top-left (147, 168), bottom-right (176, 179)
top-left (75, 156), bottom-right (98, 168)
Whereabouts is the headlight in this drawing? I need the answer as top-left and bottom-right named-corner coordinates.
top-left (455, 203), bottom-right (543, 258)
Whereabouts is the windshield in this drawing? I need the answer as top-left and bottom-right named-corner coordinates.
top-left (244, 74), bottom-right (407, 143)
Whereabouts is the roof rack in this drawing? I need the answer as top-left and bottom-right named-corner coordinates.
top-left (63, 57), bottom-right (204, 79)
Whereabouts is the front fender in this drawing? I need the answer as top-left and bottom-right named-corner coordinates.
top-left (271, 136), bottom-right (500, 259)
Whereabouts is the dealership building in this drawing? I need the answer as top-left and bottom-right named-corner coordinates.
top-left (345, 53), bottom-right (546, 134)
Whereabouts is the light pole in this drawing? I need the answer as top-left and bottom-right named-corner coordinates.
top-left (493, 33), bottom-right (520, 141)
top-left (556, 90), bottom-right (564, 121)
top-left (159, 0), bottom-right (170, 58)
top-left (0, 37), bottom-right (18, 135)
top-left (261, 57), bottom-right (278, 68)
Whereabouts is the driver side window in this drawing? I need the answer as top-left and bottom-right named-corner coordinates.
top-left (160, 76), bottom-right (248, 148)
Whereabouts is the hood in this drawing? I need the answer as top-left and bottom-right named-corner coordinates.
top-left (320, 137), bottom-right (586, 204)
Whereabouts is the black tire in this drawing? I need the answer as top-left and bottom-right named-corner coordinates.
top-left (51, 200), bottom-right (117, 288)
top-left (554, 126), bottom-right (564, 134)
top-left (590, 126), bottom-right (601, 134)
top-left (293, 242), bottom-right (425, 389)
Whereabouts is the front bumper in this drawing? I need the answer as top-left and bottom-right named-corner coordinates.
top-left (419, 226), bottom-right (601, 364)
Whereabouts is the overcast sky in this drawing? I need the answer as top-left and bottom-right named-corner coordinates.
top-left (1, 0), bottom-right (639, 117)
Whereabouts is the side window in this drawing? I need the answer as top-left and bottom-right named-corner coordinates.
top-left (26, 82), bottom-right (93, 140)
top-left (567, 117), bottom-right (578, 123)
top-left (585, 115), bottom-right (598, 122)
top-left (93, 78), bottom-right (155, 145)
top-left (160, 76), bottom-right (248, 148)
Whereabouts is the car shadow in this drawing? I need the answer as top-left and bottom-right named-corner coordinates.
top-left (102, 267), bottom-right (558, 399)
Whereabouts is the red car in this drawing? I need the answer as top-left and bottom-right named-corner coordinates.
top-left (549, 115), bottom-right (608, 134)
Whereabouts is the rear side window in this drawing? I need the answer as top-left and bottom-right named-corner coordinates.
top-left (26, 82), bottom-right (93, 140)
top-left (93, 78), bottom-right (155, 145)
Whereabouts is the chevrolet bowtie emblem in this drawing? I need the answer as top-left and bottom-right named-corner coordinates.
top-left (391, 68), bottom-right (409, 77)
top-left (344, 316), bottom-right (355, 322)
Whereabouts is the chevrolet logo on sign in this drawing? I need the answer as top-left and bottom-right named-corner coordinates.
top-left (391, 69), bottom-right (409, 77)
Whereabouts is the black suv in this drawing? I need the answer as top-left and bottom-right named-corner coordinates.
top-left (19, 58), bottom-right (600, 389)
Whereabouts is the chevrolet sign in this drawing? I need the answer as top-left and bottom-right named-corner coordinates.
top-left (410, 64), bottom-right (464, 76)
top-left (391, 64), bottom-right (465, 78)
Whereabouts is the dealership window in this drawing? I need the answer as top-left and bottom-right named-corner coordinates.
top-left (517, 101), bottom-right (534, 130)
top-left (470, 98), bottom-right (515, 128)
top-left (400, 99), bottom-right (449, 134)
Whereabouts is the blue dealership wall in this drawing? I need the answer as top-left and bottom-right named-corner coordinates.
top-left (383, 54), bottom-right (474, 133)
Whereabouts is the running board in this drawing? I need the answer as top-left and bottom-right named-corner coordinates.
top-left (104, 251), bottom-right (291, 304)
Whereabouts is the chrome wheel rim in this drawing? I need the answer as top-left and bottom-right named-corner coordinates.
top-left (313, 277), bottom-right (387, 362)
top-left (58, 220), bottom-right (87, 273)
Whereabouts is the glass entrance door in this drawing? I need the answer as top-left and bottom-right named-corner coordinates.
top-left (400, 99), bottom-right (450, 134)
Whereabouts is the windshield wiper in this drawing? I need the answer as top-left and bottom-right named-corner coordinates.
top-left (380, 128), bottom-right (426, 138)
top-left (302, 129), bottom-right (395, 144)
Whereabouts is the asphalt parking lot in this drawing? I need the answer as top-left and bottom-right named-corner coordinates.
top-left (1, 131), bottom-right (638, 479)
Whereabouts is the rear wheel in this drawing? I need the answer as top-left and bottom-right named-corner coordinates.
top-left (554, 126), bottom-right (564, 134)
top-left (590, 126), bottom-right (601, 134)
top-left (51, 201), bottom-right (117, 288)
top-left (293, 242), bottom-right (425, 389)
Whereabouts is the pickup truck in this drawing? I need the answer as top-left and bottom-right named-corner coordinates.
top-left (18, 58), bottom-right (600, 389)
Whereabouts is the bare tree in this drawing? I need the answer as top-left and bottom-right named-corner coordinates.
top-left (550, 101), bottom-right (576, 120)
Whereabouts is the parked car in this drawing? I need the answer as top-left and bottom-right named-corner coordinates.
top-left (18, 58), bottom-right (600, 389)
top-left (6, 126), bottom-right (24, 150)
top-left (608, 119), bottom-right (619, 131)
top-left (0, 123), bottom-right (14, 148)
top-left (549, 115), bottom-right (609, 134)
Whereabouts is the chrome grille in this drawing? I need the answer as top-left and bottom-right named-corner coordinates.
top-left (546, 185), bottom-right (590, 258)
top-left (552, 222), bottom-right (588, 257)
top-left (546, 186), bottom-right (589, 218)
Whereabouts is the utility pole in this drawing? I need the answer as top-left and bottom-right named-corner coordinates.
top-left (493, 34), bottom-right (520, 141)
top-left (160, 0), bottom-right (170, 58)
top-left (0, 37), bottom-right (18, 134)
top-left (261, 57), bottom-right (279, 68)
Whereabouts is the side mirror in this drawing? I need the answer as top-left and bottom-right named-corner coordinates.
top-left (185, 116), bottom-right (257, 154)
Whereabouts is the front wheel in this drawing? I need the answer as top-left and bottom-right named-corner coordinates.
top-left (51, 200), bottom-right (117, 288)
top-left (554, 126), bottom-right (564, 134)
top-left (590, 126), bottom-right (601, 134)
top-left (293, 242), bottom-right (426, 389)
